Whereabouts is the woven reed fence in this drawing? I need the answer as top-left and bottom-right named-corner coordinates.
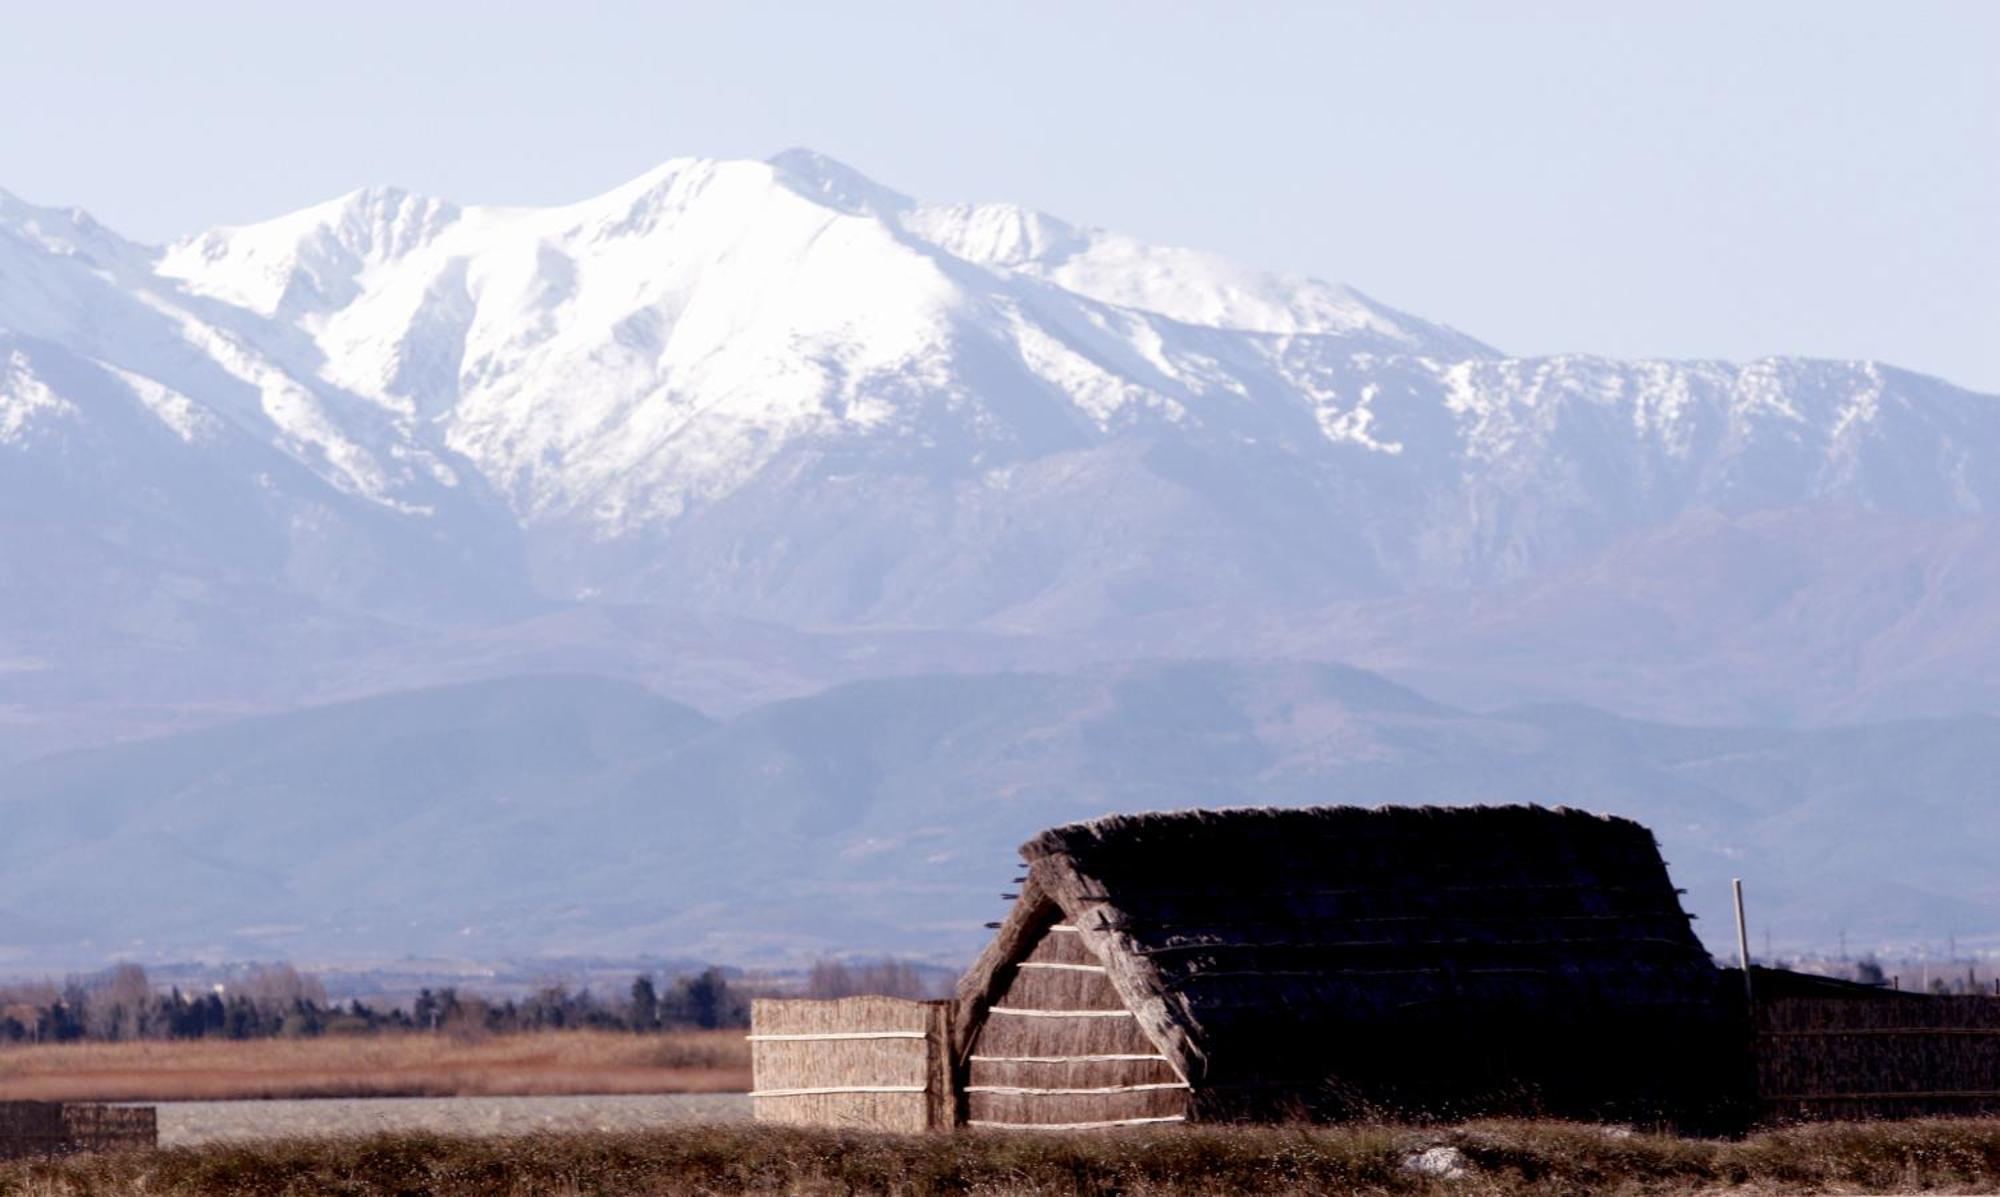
top-left (0, 1102), bottom-right (156, 1159)
top-left (750, 997), bottom-right (954, 1132)
top-left (1757, 995), bottom-right (2000, 1120)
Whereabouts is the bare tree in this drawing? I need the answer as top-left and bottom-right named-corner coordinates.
top-left (805, 957), bottom-right (930, 999)
top-left (87, 963), bottom-right (154, 1041)
top-left (806, 959), bottom-right (854, 999)
top-left (235, 963), bottom-right (328, 1018)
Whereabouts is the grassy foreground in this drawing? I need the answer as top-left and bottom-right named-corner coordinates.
top-left (0, 1030), bottom-right (749, 1101)
top-left (13, 1118), bottom-right (2000, 1196)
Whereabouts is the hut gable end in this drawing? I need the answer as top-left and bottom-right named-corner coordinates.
top-left (960, 912), bottom-right (1190, 1129)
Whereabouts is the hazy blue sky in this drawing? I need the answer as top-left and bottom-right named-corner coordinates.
top-left (4, 3), bottom-right (1995, 389)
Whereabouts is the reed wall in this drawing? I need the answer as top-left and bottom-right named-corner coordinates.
top-left (0, 1102), bottom-right (156, 1159)
top-left (1758, 995), bottom-right (2000, 1121)
top-left (750, 996), bottom-right (953, 1132)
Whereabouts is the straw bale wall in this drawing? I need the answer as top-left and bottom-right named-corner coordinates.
top-left (751, 996), bottom-right (953, 1132)
top-left (964, 925), bottom-right (1189, 1129)
top-left (1758, 995), bottom-right (2000, 1120)
top-left (0, 1103), bottom-right (156, 1159)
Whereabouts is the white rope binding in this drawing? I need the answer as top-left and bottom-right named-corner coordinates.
top-left (745, 1031), bottom-right (927, 1042)
top-left (751, 1085), bottom-right (927, 1097)
top-left (970, 1115), bottom-right (1187, 1130)
top-left (969, 1054), bottom-right (1167, 1064)
top-left (966, 1082), bottom-right (1189, 1095)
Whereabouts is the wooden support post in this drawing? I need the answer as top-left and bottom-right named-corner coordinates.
top-left (1733, 878), bottom-right (1753, 1004)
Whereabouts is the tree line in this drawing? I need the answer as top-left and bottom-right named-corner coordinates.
top-left (0, 961), bottom-right (753, 1043)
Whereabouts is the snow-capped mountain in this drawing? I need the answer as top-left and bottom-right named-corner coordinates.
top-left (141, 150), bottom-right (1504, 613)
top-left (2, 151), bottom-right (1997, 734)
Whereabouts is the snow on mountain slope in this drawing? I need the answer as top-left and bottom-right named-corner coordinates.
top-left (0, 189), bottom-right (533, 648)
top-left (141, 151), bottom-right (2000, 621)
top-left (161, 159), bottom-right (974, 530)
top-left (157, 150), bottom-right (1490, 547)
top-left (0, 188), bottom-right (502, 520)
top-left (147, 153), bottom-right (1498, 494)
top-left (1282, 352), bottom-right (2000, 588)
top-left (768, 149), bottom-right (1489, 349)
top-left (896, 201), bottom-right (1483, 350)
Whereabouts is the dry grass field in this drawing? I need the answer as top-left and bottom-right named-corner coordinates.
top-left (0, 1030), bottom-right (749, 1102)
top-left (11, 1118), bottom-right (2000, 1196)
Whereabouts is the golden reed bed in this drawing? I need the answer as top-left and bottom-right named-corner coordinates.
top-left (0, 1029), bottom-right (750, 1102)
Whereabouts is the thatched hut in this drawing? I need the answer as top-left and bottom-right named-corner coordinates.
top-left (953, 805), bottom-right (1739, 1128)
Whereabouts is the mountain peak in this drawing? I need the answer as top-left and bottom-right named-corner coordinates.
top-left (328, 182), bottom-right (420, 212)
top-left (0, 187), bottom-right (82, 230)
top-left (766, 147), bottom-right (911, 218)
top-left (158, 183), bottom-right (461, 316)
top-left (0, 188), bottom-right (143, 267)
top-left (309, 184), bottom-right (460, 248)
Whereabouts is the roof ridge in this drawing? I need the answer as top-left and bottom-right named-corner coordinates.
top-left (1020, 802), bottom-right (1643, 860)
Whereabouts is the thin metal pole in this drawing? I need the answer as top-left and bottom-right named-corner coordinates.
top-left (1733, 878), bottom-right (1753, 1003)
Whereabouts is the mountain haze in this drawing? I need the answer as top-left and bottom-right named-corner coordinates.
top-left (5, 665), bottom-right (1995, 968)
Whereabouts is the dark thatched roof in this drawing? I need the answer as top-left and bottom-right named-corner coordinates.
top-left (957, 804), bottom-right (1732, 1119)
